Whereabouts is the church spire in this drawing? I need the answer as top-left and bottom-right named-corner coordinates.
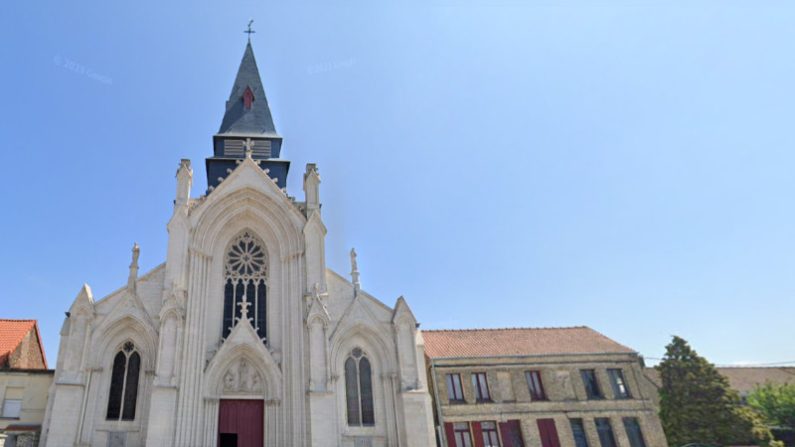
top-left (206, 33), bottom-right (290, 192)
top-left (217, 41), bottom-right (278, 137)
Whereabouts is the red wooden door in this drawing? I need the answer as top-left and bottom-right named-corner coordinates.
top-left (219, 399), bottom-right (264, 447)
top-left (536, 419), bottom-right (561, 447)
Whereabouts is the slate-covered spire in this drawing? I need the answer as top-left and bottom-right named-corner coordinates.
top-left (207, 40), bottom-right (290, 191)
top-left (218, 42), bottom-right (278, 136)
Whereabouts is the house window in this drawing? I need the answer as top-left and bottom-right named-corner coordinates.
top-left (607, 369), bottom-right (631, 399)
top-left (223, 231), bottom-right (268, 341)
top-left (569, 419), bottom-right (590, 447)
top-left (499, 420), bottom-right (525, 447)
top-left (345, 348), bottom-right (375, 426)
top-left (580, 369), bottom-right (603, 399)
top-left (481, 421), bottom-right (500, 447)
top-left (471, 373), bottom-right (491, 402)
top-left (453, 422), bottom-right (473, 447)
top-left (525, 370), bottom-right (547, 401)
top-left (623, 418), bottom-right (647, 447)
top-left (1, 399), bottom-right (21, 418)
top-left (106, 341), bottom-right (141, 421)
top-left (595, 418), bottom-right (617, 447)
top-left (446, 374), bottom-right (465, 403)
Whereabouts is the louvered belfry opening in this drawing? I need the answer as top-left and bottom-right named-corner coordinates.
top-left (222, 231), bottom-right (268, 342)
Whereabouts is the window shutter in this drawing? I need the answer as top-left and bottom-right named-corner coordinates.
top-left (471, 422), bottom-right (485, 447)
top-left (445, 423), bottom-right (457, 447)
top-left (537, 419), bottom-right (561, 447)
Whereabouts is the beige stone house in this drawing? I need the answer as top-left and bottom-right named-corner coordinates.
top-left (424, 327), bottom-right (667, 447)
top-left (0, 320), bottom-right (53, 447)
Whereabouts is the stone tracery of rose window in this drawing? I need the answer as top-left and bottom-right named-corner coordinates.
top-left (222, 231), bottom-right (268, 342)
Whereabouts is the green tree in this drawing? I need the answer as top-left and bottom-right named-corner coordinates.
top-left (656, 336), bottom-right (778, 446)
top-left (748, 382), bottom-right (795, 429)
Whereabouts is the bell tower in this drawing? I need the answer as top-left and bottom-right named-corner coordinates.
top-left (206, 41), bottom-right (290, 191)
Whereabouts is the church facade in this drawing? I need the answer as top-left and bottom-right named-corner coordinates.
top-left (40, 42), bottom-right (435, 447)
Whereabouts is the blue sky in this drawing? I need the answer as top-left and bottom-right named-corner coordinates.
top-left (1, 0), bottom-right (794, 367)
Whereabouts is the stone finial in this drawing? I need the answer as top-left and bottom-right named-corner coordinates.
top-left (175, 159), bottom-right (193, 209)
top-left (128, 243), bottom-right (140, 292)
top-left (350, 248), bottom-right (360, 292)
top-left (303, 163), bottom-right (321, 214)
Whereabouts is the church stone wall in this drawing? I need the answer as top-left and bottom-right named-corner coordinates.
top-left (42, 42), bottom-right (436, 447)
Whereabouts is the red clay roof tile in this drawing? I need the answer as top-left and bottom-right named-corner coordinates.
top-left (0, 319), bottom-right (40, 367)
top-left (422, 326), bottom-right (635, 359)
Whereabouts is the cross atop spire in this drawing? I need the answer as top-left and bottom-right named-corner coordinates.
top-left (244, 19), bottom-right (256, 42)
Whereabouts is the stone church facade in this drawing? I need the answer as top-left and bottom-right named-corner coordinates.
top-left (40, 42), bottom-right (435, 447)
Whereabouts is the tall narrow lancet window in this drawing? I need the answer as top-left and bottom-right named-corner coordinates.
top-left (345, 347), bottom-right (375, 426)
top-left (222, 231), bottom-right (268, 341)
top-left (106, 341), bottom-right (141, 421)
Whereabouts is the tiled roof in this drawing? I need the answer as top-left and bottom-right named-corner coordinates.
top-left (422, 326), bottom-right (636, 359)
top-left (0, 319), bottom-right (37, 365)
top-left (645, 367), bottom-right (795, 395)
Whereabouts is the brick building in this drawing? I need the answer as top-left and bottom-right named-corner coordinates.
top-left (0, 320), bottom-right (53, 447)
top-left (424, 327), bottom-right (667, 447)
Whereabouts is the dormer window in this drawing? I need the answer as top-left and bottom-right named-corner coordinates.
top-left (243, 86), bottom-right (255, 110)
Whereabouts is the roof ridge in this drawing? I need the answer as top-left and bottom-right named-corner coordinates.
top-left (422, 325), bottom-right (590, 333)
top-left (0, 319), bottom-right (36, 322)
top-left (717, 366), bottom-right (795, 369)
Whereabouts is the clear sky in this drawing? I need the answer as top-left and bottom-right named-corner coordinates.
top-left (1, 0), bottom-right (794, 367)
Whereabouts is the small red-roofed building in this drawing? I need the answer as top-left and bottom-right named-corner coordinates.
top-left (0, 319), bottom-right (53, 447)
top-left (0, 319), bottom-right (47, 370)
top-left (423, 327), bottom-right (668, 447)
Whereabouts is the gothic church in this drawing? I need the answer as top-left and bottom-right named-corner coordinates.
top-left (40, 42), bottom-right (435, 447)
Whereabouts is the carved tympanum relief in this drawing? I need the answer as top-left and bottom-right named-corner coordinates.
top-left (222, 358), bottom-right (264, 394)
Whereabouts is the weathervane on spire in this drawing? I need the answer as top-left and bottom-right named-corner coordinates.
top-left (244, 19), bottom-right (256, 42)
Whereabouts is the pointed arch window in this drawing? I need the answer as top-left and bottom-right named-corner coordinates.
top-left (345, 347), bottom-right (374, 427)
top-left (106, 341), bottom-right (141, 421)
top-left (223, 231), bottom-right (268, 341)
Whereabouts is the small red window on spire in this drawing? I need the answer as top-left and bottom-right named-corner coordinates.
top-left (243, 86), bottom-right (255, 110)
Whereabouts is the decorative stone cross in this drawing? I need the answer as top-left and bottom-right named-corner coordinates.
top-left (243, 138), bottom-right (255, 159)
top-left (237, 300), bottom-right (252, 323)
